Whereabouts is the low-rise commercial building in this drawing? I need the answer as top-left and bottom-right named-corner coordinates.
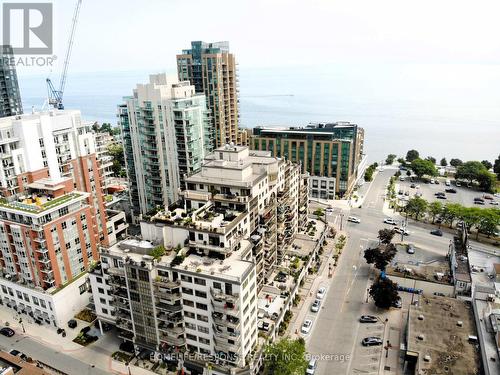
top-left (251, 122), bottom-right (366, 198)
top-left (404, 296), bottom-right (480, 375)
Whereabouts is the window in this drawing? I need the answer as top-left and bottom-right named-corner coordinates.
top-left (138, 270), bottom-right (149, 282)
top-left (194, 278), bottom-right (206, 286)
top-left (181, 275), bottom-right (192, 283)
top-left (182, 288), bottom-right (193, 295)
top-left (186, 333), bottom-right (197, 341)
top-left (23, 293), bottom-right (29, 302)
top-left (40, 300), bottom-right (46, 308)
top-left (32, 296), bottom-right (39, 305)
top-left (185, 322), bottom-right (196, 330)
top-left (199, 337), bottom-right (210, 345)
top-left (213, 282), bottom-right (221, 290)
top-left (196, 302), bottom-right (208, 311)
top-left (102, 308), bottom-right (108, 314)
top-left (100, 298), bottom-right (106, 304)
top-left (198, 325), bottom-right (209, 334)
top-left (197, 314), bottom-right (208, 322)
top-left (184, 311), bottom-right (195, 319)
top-left (195, 290), bottom-right (207, 298)
top-left (96, 277), bottom-right (102, 284)
top-left (78, 283), bottom-right (86, 295)
top-left (183, 299), bottom-right (194, 307)
top-left (98, 287), bottom-right (104, 294)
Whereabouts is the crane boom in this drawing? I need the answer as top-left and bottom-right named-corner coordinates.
top-left (47, 0), bottom-right (82, 110)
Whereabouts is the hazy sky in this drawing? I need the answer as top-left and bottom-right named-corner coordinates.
top-left (10, 0), bottom-right (500, 77)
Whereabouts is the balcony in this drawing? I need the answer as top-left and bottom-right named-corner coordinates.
top-left (211, 299), bottom-right (239, 314)
top-left (213, 335), bottom-right (241, 352)
top-left (107, 267), bottom-right (125, 277)
top-left (212, 312), bottom-right (240, 329)
top-left (116, 319), bottom-right (133, 331)
top-left (153, 278), bottom-right (180, 289)
top-left (210, 288), bottom-right (239, 303)
top-left (118, 330), bottom-right (134, 340)
top-left (156, 302), bottom-right (182, 313)
top-left (159, 333), bottom-right (186, 347)
top-left (156, 312), bottom-right (183, 324)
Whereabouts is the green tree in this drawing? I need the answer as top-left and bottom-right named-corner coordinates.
top-left (378, 229), bottom-right (395, 244)
top-left (264, 338), bottom-right (308, 375)
top-left (456, 161), bottom-right (486, 184)
top-left (364, 244), bottom-right (397, 271)
top-left (100, 122), bottom-right (113, 134)
top-left (442, 203), bottom-right (463, 227)
top-left (494, 154), bottom-right (500, 179)
top-left (397, 157), bottom-right (406, 165)
top-left (410, 158), bottom-right (437, 179)
top-left (450, 158), bottom-right (463, 167)
top-left (107, 143), bottom-right (125, 176)
top-left (427, 201), bottom-right (443, 223)
top-left (440, 158), bottom-right (447, 167)
top-left (477, 170), bottom-right (497, 193)
top-left (386, 154), bottom-right (397, 165)
top-left (405, 196), bottom-right (428, 221)
top-left (426, 156), bottom-right (436, 165)
top-left (481, 160), bottom-right (493, 170)
top-left (369, 277), bottom-right (400, 309)
top-left (460, 207), bottom-right (482, 231)
top-left (477, 208), bottom-right (500, 237)
top-left (406, 149), bottom-right (420, 162)
top-left (313, 208), bottom-right (324, 218)
top-left (149, 245), bottom-right (166, 259)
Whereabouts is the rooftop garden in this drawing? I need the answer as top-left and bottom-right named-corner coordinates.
top-left (0, 193), bottom-right (83, 213)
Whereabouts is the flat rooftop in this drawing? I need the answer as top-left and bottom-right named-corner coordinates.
top-left (174, 239), bottom-right (253, 283)
top-left (386, 244), bottom-right (452, 285)
top-left (407, 296), bottom-right (480, 375)
top-left (0, 192), bottom-right (85, 215)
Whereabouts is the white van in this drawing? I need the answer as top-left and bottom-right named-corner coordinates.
top-left (445, 179), bottom-right (451, 186)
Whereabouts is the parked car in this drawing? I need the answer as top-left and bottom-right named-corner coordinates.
top-left (8, 349), bottom-right (27, 360)
top-left (435, 180), bottom-right (440, 185)
top-left (435, 218), bottom-right (443, 224)
top-left (384, 218), bottom-right (398, 225)
top-left (491, 201), bottom-right (499, 206)
top-left (325, 207), bottom-right (334, 215)
top-left (67, 319), bottom-right (77, 329)
top-left (436, 195), bottom-right (447, 200)
top-left (306, 359), bottom-right (317, 375)
top-left (430, 179), bottom-right (435, 184)
top-left (301, 319), bottom-right (313, 334)
top-left (316, 287), bottom-right (326, 300)
top-left (445, 188), bottom-right (457, 193)
top-left (474, 200), bottom-right (486, 205)
top-left (362, 337), bottom-right (383, 346)
top-left (310, 299), bottom-right (321, 313)
top-left (430, 229), bottom-right (443, 237)
top-left (455, 181), bottom-right (461, 187)
top-left (399, 177), bottom-right (405, 181)
top-left (0, 327), bottom-right (14, 337)
top-left (404, 191), bottom-right (410, 196)
top-left (410, 183), bottom-right (416, 188)
top-left (394, 227), bottom-right (410, 236)
top-left (359, 315), bottom-right (378, 323)
top-left (407, 244), bottom-right (415, 254)
top-left (445, 179), bottom-right (451, 186)
top-left (474, 197), bottom-right (485, 202)
top-left (347, 216), bottom-right (361, 223)
top-left (484, 195), bottom-right (494, 200)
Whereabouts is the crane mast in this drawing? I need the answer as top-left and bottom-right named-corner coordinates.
top-left (47, 0), bottom-right (82, 110)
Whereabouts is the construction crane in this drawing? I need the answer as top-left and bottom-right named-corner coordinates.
top-left (46, 0), bottom-right (82, 110)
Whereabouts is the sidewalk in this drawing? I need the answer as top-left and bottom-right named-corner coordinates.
top-left (287, 229), bottom-right (345, 339)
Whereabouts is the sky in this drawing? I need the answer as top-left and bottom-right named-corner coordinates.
top-left (6, 0), bottom-right (500, 77)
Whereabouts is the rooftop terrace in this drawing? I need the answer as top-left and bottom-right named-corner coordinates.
top-left (0, 192), bottom-right (84, 214)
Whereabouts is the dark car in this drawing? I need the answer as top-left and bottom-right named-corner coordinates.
top-left (359, 315), bottom-right (378, 323)
top-left (431, 229), bottom-right (443, 237)
top-left (435, 218), bottom-right (443, 224)
top-left (362, 337), bottom-right (383, 346)
top-left (410, 183), bottom-right (416, 188)
top-left (0, 327), bottom-right (14, 337)
top-left (67, 319), bottom-right (77, 329)
top-left (445, 188), bottom-right (457, 193)
top-left (474, 201), bottom-right (485, 205)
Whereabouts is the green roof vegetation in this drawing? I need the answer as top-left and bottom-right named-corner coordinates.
top-left (0, 193), bottom-right (82, 213)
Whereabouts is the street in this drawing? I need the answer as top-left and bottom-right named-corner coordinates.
top-left (306, 168), bottom-right (455, 374)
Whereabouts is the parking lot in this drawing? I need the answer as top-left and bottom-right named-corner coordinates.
top-left (349, 321), bottom-right (385, 374)
top-left (396, 177), bottom-right (499, 207)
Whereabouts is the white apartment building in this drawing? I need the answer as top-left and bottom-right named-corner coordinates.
top-left (94, 132), bottom-right (115, 192)
top-left (119, 74), bottom-right (212, 220)
top-left (89, 146), bottom-right (306, 374)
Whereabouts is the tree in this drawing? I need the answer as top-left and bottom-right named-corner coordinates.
top-left (410, 158), bottom-right (437, 179)
top-left (313, 208), bottom-right (324, 218)
top-left (364, 243), bottom-right (397, 271)
top-left (450, 158), bottom-right (463, 167)
top-left (481, 160), bottom-right (493, 170)
top-left (477, 170), bottom-right (497, 193)
top-left (494, 154), bottom-right (500, 179)
top-left (364, 163), bottom-right (378, 182)
top-left (107, 143), bottom-right (125, 177)
top-left (477, 208), bottom-right (500, 237)
top-left (406, 149), bottom-right (420, 162)
top-left (378, 229), bottom-right (395, 244)
top-left (369, 277), bottom-right (400, 309)
top-left (427, 201), bottom-right (443, 223)
top-left (149, 245), bottom-right (166, 260)
top-left (385, 154), bottom-right (397, 165)
top-left (456, 161), bottom-right (487, 184)
top-left (405, 197), bottom-right (428, 221)
top-left (442, 203), bottom-right (463, 227)
top-left (100, 122), bottom-right (113, 134)
top-left (426, 156), bottom-right (436, 165)
top-left (440, 158), bottom-right (447, 167)
top-left (264, 338), bottom-right (308, 375)
top-left (397, 157), bottom-right (406, 165)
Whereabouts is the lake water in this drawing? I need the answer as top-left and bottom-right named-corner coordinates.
top-left (18, 63), bottom-right (500, 163)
